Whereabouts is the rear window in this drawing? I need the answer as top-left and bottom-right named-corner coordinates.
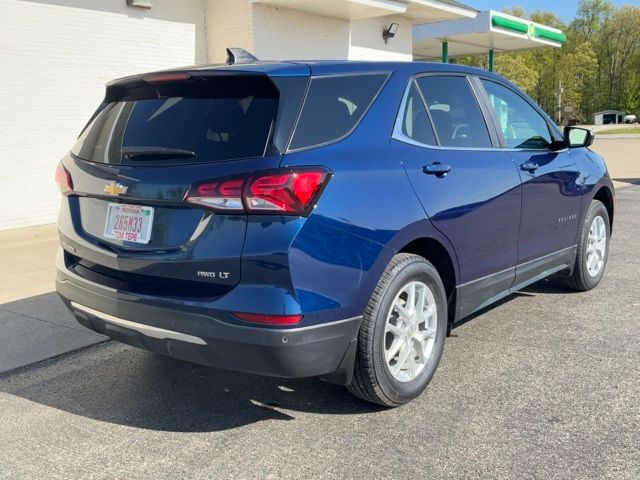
top-left (289, 73), bottom-right (388, 150)
top-left (72, 75), bottom-right (285, 165)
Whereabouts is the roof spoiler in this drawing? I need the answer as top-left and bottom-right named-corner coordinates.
top-left (226, 48), bottom-right (259, 65)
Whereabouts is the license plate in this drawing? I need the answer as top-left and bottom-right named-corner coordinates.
top-left (103, 203), bottom-right (154, 244)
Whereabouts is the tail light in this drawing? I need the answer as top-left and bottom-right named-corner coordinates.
top-left (185, 178), bottom-right (245, 211)
top-left (185, 167), bottom-right (331, 216)
top-left (233, 312), bottom-right (303, 326)
top-left (55, 161), bottom-right (73, 195)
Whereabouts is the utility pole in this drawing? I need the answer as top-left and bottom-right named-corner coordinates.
top-left (558, 80), bottom-right (563, 125)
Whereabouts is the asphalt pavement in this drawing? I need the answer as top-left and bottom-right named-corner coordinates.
top-left (0, 185), bottom-right (638, 480)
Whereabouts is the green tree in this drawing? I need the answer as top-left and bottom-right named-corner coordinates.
top-left (622, 76), bottom-right (640, 116)
top-left (572, 0), bottom-right (613, 41)
top-left (494, 54), bottom-right (539, 94)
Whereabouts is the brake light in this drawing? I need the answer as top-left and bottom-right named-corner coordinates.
top-left (185, 167), bottom-right (330, 215)
top-left (142, 72), bottom-right (191, 84)
top-left (233, 312), bottom-right (303, 325)
top-left (55, 161), bottom-right (73, 195)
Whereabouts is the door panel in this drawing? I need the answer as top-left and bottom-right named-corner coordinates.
top-left (478, 79), bottom-right (582, 280)
top-left (513, 150), bottom-right (582, 263)
top-left (398, 142), bottom-right (522, 317)
top-left (394, 75), bottom-right (522, 319)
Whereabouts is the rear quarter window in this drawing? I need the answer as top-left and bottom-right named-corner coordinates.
top-left (289, 73), bottom-right (388, 151)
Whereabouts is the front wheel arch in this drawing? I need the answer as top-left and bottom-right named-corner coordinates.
top-left (593, 185), bottom-right (614, 232)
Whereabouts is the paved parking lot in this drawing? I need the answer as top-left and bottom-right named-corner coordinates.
top-left (1, 183), bottom-right (638, 478)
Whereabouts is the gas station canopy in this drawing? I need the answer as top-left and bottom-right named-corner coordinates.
top-left (413, 10), bottom-right (566, 60)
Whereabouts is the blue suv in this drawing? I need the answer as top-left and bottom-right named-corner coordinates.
top-left (55, 54), bottom-right (614, 406)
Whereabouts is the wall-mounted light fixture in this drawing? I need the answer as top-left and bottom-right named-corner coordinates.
top-left (127, 0), bottom-right (152, 8)
top-left (382, 23), bottom-right (399, 44)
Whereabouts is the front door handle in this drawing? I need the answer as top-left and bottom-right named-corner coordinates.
top-left (520, 161), bottom-right (539, 173)
top-left (423, 162), bottom-right (452, 177)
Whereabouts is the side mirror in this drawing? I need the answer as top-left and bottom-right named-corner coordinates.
top-left (564, 126), bottom-right (594, 148)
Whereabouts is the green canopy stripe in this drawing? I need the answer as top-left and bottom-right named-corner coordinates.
top-left (491, 15), bottom-right (529, 34)
top-left (533, 26), bottom-right (567, 44)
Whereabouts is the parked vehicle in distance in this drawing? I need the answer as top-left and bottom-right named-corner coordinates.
top-left (55, 50), bottom-right (615, 406)
top-left (624, 114), bottom-right (637, 124)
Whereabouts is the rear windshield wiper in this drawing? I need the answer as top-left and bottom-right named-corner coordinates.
top-left (121, 146), bottom-right (196, 160)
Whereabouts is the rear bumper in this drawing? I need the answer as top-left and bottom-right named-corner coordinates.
top-left (56, 250), bottom-right (361, 384)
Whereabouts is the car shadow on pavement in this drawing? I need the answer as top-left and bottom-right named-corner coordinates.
top-left (0, 345), bottom-right (384, 432)
top-left (518, 277), bottom-right (576, 295)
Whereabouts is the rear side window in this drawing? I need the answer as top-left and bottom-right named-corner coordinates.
top-left (289, 74), bottom-right (388, 150)
top-left (72, 75), bottom-right (282, 165)
top-left (400, 83), bottom-right (437, 146)
top-left (480, 79), bottom-right (553, 149)
top-left (416, 76), bottom-right (492, 149)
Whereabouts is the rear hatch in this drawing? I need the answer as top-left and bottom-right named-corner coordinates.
top-left (59, 68), bottom-right (309, 297)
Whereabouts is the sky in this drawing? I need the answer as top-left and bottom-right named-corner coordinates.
top-left (469, 0), bottom-right (638, 22)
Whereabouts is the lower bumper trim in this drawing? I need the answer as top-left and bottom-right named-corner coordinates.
top-left (70, 302), bottom-right (207, 345)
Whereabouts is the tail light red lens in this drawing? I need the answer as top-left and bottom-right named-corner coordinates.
top-left (55, 161), bottom-right (73, 195)
top-left (185, 167), bottom-right (330, 216)
top-left (186, 178), bottom-right (245, 211)
top-left (233, 312), bottom-right (303, 325)
top-left (247, 171), bottom-right (325, 213)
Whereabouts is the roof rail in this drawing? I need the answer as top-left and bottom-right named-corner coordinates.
top-left (226, 48), bottom-right (259, 65)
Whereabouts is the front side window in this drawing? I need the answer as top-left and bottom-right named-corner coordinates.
top-left (481, 80), bottom-right (552, 149)
top-left (415, 76), bottom-right (492, 148)
top-left (289, 74), bottom-right (388, 150)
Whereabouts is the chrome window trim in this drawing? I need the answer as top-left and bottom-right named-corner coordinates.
top-left (393, 71), bottom-right (569, 154)
top-left (392, 72), bottom-right (497, 151)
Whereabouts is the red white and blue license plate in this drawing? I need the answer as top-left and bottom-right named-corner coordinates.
top-left (103, 203), bottom-right (154, 244)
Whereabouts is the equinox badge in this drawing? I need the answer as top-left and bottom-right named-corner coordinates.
top-left (104, 182), bottom-right (128, 196)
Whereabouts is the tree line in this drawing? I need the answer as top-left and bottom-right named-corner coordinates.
top-left (453, 0), bottom-right (640, 124)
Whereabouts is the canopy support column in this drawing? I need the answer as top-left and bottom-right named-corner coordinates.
top-left (441, 41), bottom-right (448, 63)
top-left (488, 49), bottom-right (494, 71)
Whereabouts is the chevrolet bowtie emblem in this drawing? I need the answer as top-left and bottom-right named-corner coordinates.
top-left (104, 182), bottom-right (128, 196)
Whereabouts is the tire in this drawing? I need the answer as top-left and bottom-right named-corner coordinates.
top-left (347, 253), bottom-right (447, 407)
top-left (562, 200), bottom-right (610, 291)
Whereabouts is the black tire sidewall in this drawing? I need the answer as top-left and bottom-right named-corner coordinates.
top-left (371, 260), bottom-right (447, 404)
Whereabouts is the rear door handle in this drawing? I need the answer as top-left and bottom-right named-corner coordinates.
top-left (423, 162), bottom-right (452, 177)
top-left (520, 161), bottom-right (539, 173)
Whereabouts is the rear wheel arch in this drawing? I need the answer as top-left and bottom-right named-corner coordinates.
top-left (398, 237), bottom-right (457, 325)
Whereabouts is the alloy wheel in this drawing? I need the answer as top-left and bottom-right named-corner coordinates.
top-left (586, 215), bottom-right (607, 277)
top-left (384, 281), bottom-right (438, 382)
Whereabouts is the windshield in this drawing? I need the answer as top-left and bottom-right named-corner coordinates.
top-left (72, 75), bottom-right (282, 165)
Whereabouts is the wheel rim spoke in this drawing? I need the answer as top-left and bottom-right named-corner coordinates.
top-left (386, 321), bottom-right (404, 337)
top-left (386, 337), bottom-right (405, 362)
top-left (395, 343), bottom-right (411, 373)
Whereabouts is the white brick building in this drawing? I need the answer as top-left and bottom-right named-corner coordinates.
top-left (0, 0), bottom-right (476, 230)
